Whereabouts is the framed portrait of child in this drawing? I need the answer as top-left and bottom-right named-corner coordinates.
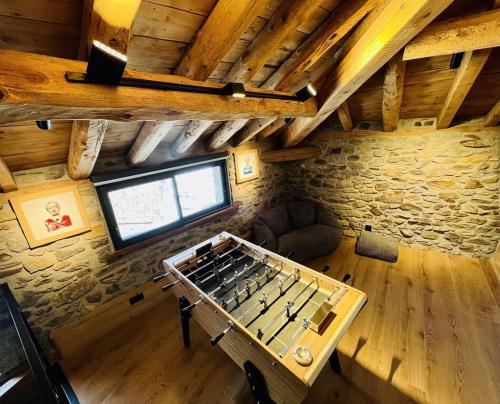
top-left (9, 185), bottom-right (91, 248)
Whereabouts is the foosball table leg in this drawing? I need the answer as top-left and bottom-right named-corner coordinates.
top-left (179, 296), bottom-right (191, 348)
top-left (243, 361), bottom-right (274, 404)
top-left (329, 349), bottom-right (341, 375)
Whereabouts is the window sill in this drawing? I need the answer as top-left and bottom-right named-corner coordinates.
top-left (106, 204), bottom-right (240, 263)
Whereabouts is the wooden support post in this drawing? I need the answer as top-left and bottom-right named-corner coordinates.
top-left (484, 100), bottom-right (500, 126)
top-left (382, 52), bottom-right (406, 131)
top-left (127, 122), bottom-right (175, 165)
top-left (282, 0), bottom-right (453, 148)
top-left (337, 102), bottom-right (353, 132)
top-left (403, 9), bottom-right (500, 61)
top-left (436, 49), bottom-right (492, 129)
top-left (68, 120), bottom-right (108, 180)
top-left (0, 157), bottom-right (17, 192)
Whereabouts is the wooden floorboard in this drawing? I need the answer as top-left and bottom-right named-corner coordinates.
top-left (62, 239), bottom-right (500, 403)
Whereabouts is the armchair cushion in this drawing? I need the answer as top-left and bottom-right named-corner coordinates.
top-left (253, 219), bottom-right (278, 252)
top-left (277, 224), bottom-right (342, 263)
top-left (287, 201), bottom-right (316, 229)
top-left (258, 205), bottom-right (292, 237)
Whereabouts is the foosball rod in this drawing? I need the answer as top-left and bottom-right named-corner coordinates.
top-left (277, 286), bottom-right (349, 357)
top-left (257, 277), bottom-right (318, 339)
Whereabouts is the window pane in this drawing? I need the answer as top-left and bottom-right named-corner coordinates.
top-left (175, 165), bottom-right (225, 217)
top-left (107, 178), bottom-right (179, 240)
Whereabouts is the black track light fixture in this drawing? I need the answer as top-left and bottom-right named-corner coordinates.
top-left (295, 84), bottom-right (317, 102)
top-left (449, 52), bottom-right (464, 69)
top-left (36, 120), bottom-right (51, 130)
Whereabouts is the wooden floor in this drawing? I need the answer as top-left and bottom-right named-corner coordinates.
top-left (62, 239), bottom-right (500, 403)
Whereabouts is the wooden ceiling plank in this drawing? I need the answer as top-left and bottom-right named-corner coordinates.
top-left (164, 0), bottom-right (271, 160)
top-left (282, 0), bottom-right (453, 148)
top-left (127, 122), bottom-right (175, 165)
top-left (382, 52), bottom-right (406, 131)
top-left (175, 0), bottom-right (270, 81)
top-left (337, 101), bottom-right (353, 132)
top-left (484, 100), bottom-right (500, 126)
top-left (224, 0), bottom-right (325, 84)
top-left (68, 120), bottom-right (108, 180)
top-left (436, 49), bottom-right (492, 129)
top-left (276, 0), bottom-right (380, 92)
top-left (204, 0), bottom-right (326, 152)
top-left (206, 0), bottom-right (358, 150)
top-left (211, 0), bottom-right (375, 149)
top-left (403, 9), bottom-right (500, 61)
top-left (260, 146), bottom-right (321, 163)
top-left (0, 50), bottom-right (317, 125)
top-left (0, 156), bottom-right (17, 192)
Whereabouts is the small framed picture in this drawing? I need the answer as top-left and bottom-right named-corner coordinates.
top-left (234, 149), bottom-right (260, 184)
top-left (9, 185), bottom-right (91, 248)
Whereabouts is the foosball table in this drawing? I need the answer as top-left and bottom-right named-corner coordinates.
top-left (157, 232), bottom-right (367, 404)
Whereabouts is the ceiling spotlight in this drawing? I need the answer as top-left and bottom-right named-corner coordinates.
top-left (86, 40), bottom-right (127, 84)
top-left (449, 52), bottom-right (464, 69)
top-left (36, 120), bottom-right (51, 130)
top-left (295, 84), bottom-right (317, 102)
top-left (222, 82), bottom-right (246, 98)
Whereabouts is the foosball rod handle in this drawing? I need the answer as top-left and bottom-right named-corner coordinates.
top-left (210, 321), bottom-right (234, 346)
top-left (258, 240), bottom-right (267, 247)
top-left (341, 273), bottom-right (351, 283)
top-left (162, 279), bottom-right (180, 292)
top-left (181, 299), bottom-right (202, 314)
top-left (153, 271), bottom-right (171, 283)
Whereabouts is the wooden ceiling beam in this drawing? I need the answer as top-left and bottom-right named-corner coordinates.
top-left (382, 52), bottom-right (406, 131)
top-left (170, 120), bottom-right (212, 155)
top-left (204, 0), bottom-right (328, 151)
top-left (436, 49), bottom-right (492, 129)
top-left (0, 50), bottom-right (317, 125)
top-left (175, 0), bottom-right (270, 81)
top-left (68, 120), bottom-right (108, 179)
top-left (232, 118), bottom-right (278, 147)
top-left (275, 0), bottom-right (380, 92)
top-left (260, 147), bottom-right (321, 163)
top-left (403, 9), bottom-right (500, 61)
top-left (484, 100), bottom-right (500, 126)
top-left (0, 157), bottom-right (17, 192)
top-left (207, 0), bottom-right (367, 150)
top-left (282, 0), bottom-right (453, 148)
top-left (160, 0), bottom-right (271, 163)
top-left (78, 0), bottom-right (141, 60)
top-left (127, 122), bottom-right (175, 165)
top-left (337, 102), bottom-right (353, 132)
top-left (224, 0), bottom-right (325, 84)
top-left (259, 117), bottom-right (287, 139)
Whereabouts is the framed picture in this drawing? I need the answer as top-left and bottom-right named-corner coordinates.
top-left (234, 149), bottom-right (260, 184)
top-left (9, 185), bottom-right (91, 248)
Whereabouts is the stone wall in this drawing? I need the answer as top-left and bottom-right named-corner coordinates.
top-left (0, 146), bottom-right (286, 347)
top-left (282, 120), bottom-right (499, 258)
